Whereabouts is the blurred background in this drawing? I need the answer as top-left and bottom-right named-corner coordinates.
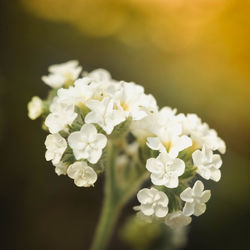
top-left (0, 0), bottom-right (250, 249)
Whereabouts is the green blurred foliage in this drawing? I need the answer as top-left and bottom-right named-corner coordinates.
top-left (0, 0), bottom-right (249, 249)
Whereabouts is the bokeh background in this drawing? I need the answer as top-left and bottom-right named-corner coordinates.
top-left (0, 0), bottom-right (250, 249)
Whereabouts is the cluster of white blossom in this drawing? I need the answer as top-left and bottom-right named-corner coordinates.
top-left (28, 60), bottom-right (225, 229)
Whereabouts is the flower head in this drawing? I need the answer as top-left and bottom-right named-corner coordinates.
top-left (146, 152), bottom-right (185, 188)
top-left (146, 108), bottom-right (192, 157)
top-left (85, 97), bottom-right (126, 134)
top-left (84, 68), bottom-right (112, 82)
top-left (29, 62), bottom-right (226, 231)
top-left (42, 60), bottom-right (82, 88)
top-left (67, 161), bottom-right (97, 187)
top-left (45, 99), bottom-right (77, 133)
top-left (136, 187), bottom-right (169, 218)
top-left (27, 96), bottom-right (43, 120)
top-left (45, 133), bottom-right (67, 165)
top-left (180, 180), bottom-right (211, 216)
top-left (192, 146), bottom-right (222, 182)
top-left (114, 81), bottom-right (155, 120)
top-left (178, 113), bottom-right (226, 154)
top-left (68, 124), bottom-right (107, 164)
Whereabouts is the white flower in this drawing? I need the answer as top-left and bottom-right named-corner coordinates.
top-left (180, 180), bottom-right (211, 216)
top-left (53, 161), bottom-right (68, 176)
top-left (137, 94), bottom-right (158, 116)
top-left (178, 113), bottom-right (226, 154)
top-left (147, 134), bottom-right (192, 158)
top-left (45, 98), bottom-right (77, 133)
top-left (154, 107), bottom-right (178, 128)
top-left (83, 68), bottom-right (112, 82)
top-left (192, 146), bottom-right (222, 182)
top-left (136, 187), bottom-right (169, 218)
top-left (165, 211), bottom-right (192, 229)
top-left (85, 97), bottom-right (126, 134)
top-left (87, 80), bottom-right (118, 101)
top-left (45, 134), bottom-right (67, 165)
top-left (42, 60), bottom-right (82, 88)
top-left (82, 68), bottom-right (121, 101)
top-left (57, 77), bottom-right (92, 106)
top-left (41, 74), bottom-right (66, 89)
top-left (113, 81), bottom-right (159, 121)
top-left (146, 152), bottom-right (185, 188)
top-left (67, 161), bottom-right (97, 187)
top-left (130, 113), bottom-right (157, 139)
top-left (146, 108), bottom-right (192, 157)
top-left (27, 96), bottom-right (43, 120)
top-left (68, 124), bottom-right (107, 164)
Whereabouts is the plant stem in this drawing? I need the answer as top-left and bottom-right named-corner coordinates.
top-left (90, 143), bottom-right (121, 250)
top-left (90, 142), bottom-right (150, 250)
top-left (89, 189), bottom-right (121, 250)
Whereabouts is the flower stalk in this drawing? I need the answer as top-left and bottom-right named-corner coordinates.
top-left (90, 143), bottom-right (121, 250)
top-left (90, 142), bottom-right (149, 250)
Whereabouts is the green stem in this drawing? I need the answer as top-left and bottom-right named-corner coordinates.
top-left (90, 143), bottom-right (121, 250)
top-left (89, 188), bottom-right (121, 250)
top-left (90, 142), bottom-right (150, 250)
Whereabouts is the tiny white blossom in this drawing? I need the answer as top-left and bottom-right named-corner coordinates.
top-left (42, 60), bottom-right (82, 88)
top-left (180, 180), bottom-right (211, 217)
top-left (67, 161), bottom-right (97, 187)
top-left (130, 113), bottom-right (158, 139)
top-left (146, 108), bottom-right (192, 157)
top-left (68, 124), bottom-right (107, 164)
top-left (136, 187), bottom-right (169, 218)
top-left (114, 81), bottom-right (152, 120)
top-left (165, 211), bottom-right (192, 229)
top-left (27, 96), bottom-right (43, 120)
top-left (45, 133), bottom-right (67, 165)
top-left (192, 146), bottom-right (222, 182)
top-left (53, 161), bottom-right (68, 176)
top-left (41, 74), bottom-right (66, 89)
top-left (45, 99), bottom-right (77, 133)
top-left (87, 80), bottom-right (119, 101)
top-left (146, 152), bottom-right (185, 188)
top-left (146, 134), bottom-right (192, 158)
top-left (178, 113), bottom-right (226, 154)
top-left (85, 97), bottom-right (126, 134)
top-left (57, 77), bottom-right (93, 106)
top-left (84, 68), bottom-right (112, 82)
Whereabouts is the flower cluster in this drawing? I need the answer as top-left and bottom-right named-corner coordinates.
top-left (28, 60), bottom-right (225, 229)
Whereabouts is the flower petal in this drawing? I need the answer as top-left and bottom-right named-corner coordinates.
top-left (146, 158), bottom-right (163, 174)
top-left (137, 188), bottom-right (152, 204)
top-left (155, 205), bottom-right (168, 218)
top-left (201, 190), bottom-right (211, 203)
top-left (146, 137), bottom-right (162, 151)
top-left (192, 180), bottom-right (204, 196)
top-left (193, 203), bottom-right (206, 216)
top-left (183, 202), bottom-right (194, 216)
top-left (210, 168), bottom-right (221, 182)
top-left (180, 187), bottom-right (193, 203)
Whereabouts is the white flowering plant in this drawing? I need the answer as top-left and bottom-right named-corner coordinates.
top-left (28, 60), bottom-right (226, 249)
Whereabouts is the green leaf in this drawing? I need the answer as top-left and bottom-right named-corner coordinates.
top-left (61, 146), bottom-right (76, 166)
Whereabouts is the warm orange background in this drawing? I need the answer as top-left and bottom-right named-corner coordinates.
top-left (0, 1), bottom-right (249, 249)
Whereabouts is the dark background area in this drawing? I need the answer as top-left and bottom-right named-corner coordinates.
top-left (0, 1), bottom-right (250, 249)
